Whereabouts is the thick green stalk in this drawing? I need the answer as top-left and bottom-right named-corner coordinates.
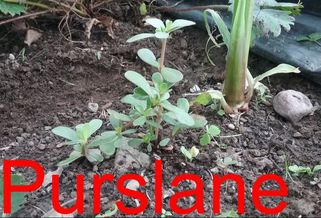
top-left (223, 0), bottom-right (254, 108)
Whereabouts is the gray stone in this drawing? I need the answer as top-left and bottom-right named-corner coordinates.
top-left (37, 144), bottom-right (46, 150)
top-left (114, 145), bottom-right (151, 174)
top-left (273, 90), bottom-right (315, 123)
top-left (293, 132), bottom-right (303, 138)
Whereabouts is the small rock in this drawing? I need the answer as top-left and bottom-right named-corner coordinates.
top-left (88, 102), bottom-right (99, 113)
top-left (114, 145), bottom-right (151, 174)
top-left (21, 133), bottom-right (30, 138)
top-left (273, 90), bottom-right (314, 123)
top-left (0, 104), bottom-right (4, 109)
top-left (293, 132), bottom-right (303, 138)
top-left (16, 136), bottom-right (24, 143)
top-left (28, 141), bottom-right (34, 146)
top-left (227, 124), bottom-right (236, 130)
top-left (37, 144), bottom-right (46, 150)
top-left (180, 38), bottom-right (188, 49)
top-left (9, 54), bottom-right (15, 60)
top-left (45, 126), bottom-right (52, 131)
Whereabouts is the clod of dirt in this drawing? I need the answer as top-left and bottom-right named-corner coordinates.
top-left (273, 90), bottom-right (314, 123)
top-left (88, 102), bottom-right (99, 113)
top-left (292, 199), bottom-right (316, 215)
top-left (114, 145), bottom-right (151, 174)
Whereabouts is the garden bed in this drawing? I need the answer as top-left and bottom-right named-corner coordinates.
top-left (1, 9), bottom-right (321, 217)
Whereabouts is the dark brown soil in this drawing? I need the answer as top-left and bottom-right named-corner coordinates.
top-left (1, 8), bottom-right (321, 217)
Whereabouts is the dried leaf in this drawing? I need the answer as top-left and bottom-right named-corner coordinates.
top-left (98, 16), bottom-right (115, 39)
top-left (42, 167), bottom-right (64, 188)
top-left (85, 18), bottom-right (100, 40)
top-left (24, 29), bottom-right (42, 46)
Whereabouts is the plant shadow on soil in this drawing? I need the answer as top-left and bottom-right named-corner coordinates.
top-left (0, 9), bottom-right (321, 217)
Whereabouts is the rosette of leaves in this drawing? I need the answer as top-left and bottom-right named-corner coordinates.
top-left (52, 119), bottom-right (115, 166)
top-left (116, 69), bottom-right (207, 151)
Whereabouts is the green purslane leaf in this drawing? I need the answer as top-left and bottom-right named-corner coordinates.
top-left (57, 151), bottom-right (83, 167)
top-left (76, 123), bottom-right (91, 142)
top-left (86, 149), bottom-right (104, 163)
top-left (133, 116), bottom-right (146, 126)
top-left (88, 119), bottom-right (103, 136)
top-left (127, 33), bottom-right (155, 43)
top-left (313, 165), bottom-right (321, 174)
top-left (125, 71), bottom-right (155, 97)
top-left (100, 141), bottom-right (116, 156)
top-left (190, 114), bottom-right (208, 128)
top-left (177, 98), bottom-right (190, 113)
top-left (152, 72), bottom-right (163, 84)
top-left (155, 32), bottom-right (170, 39)
top-left (52, 126), bottom-right (79, 142)
top-left (128, 138), bottom-right (144, 147)
top-left (121, 94), bottom-right (147, 109)
top-left (161, 67), bottom-right (183, 83)
top-left (145, 18), bottom-right (165, 29)
top-left (170, 19), bottom-right (196, 31)
top-left (162, 100), bottom-right (195, 126)
top-left (159, 138), bottom-right (170, 147)
top-left (138, 48), bottom-right (160, 68)
top-left (108, 109), bottom-right (131, 122)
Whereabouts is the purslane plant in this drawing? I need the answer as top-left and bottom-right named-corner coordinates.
top-left (52, 119), bottom-right (117, 166)
top-left (106, 18), bottom-right (208, 150)
top-left (202, 0), bottom-right (301, 113)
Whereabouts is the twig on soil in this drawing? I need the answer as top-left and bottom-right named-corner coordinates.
top-left (27, 204), bottom-right (46, 215)
top-left (219, 134), bottom-right (242, 138)
top-left (0, 10), bottom-right (60, 26)
top-left (58, 78), bottom-right (76, 86)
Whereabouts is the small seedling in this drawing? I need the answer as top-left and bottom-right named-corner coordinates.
top-left (216, 210), bottom-right (239, 218)
top-left (288, 164), bottom-right (321, 176)
top-left (200, 125), bottom-right (221, 146)
top-left (139, 2), bottom-right (147, 16)
top-left (52, 119), bottom-right (114, 166)
top-left (95, 203), bottom-right (118, 218)
top-left (108, 18), bottom-right (207, 150)
top-left (161, 209), bottom-right (172, 217)
top-left (297, 32), bottom-right (321, 47)
top-left (0, 174), bottom-right (26, 217)
top-left (180, 146), bottom-right (199, 161)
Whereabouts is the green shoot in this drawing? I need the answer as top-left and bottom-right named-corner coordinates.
top-left (161, 209), bottom-right (172, 217)
top-left (95, 203), bottom-right (118, 218)
top-left (216, 210), bottom-right (239, 217)
top-left (180, 146), bottom-right (199, 161)
top-left (202, 0), bottom-right (301, 113)
top-left (52, 119), bottom-right (109, 166)
top-left (200, 125), bottom-right (221, 146)
top-left (288, 164), bottom-right (321, 177)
